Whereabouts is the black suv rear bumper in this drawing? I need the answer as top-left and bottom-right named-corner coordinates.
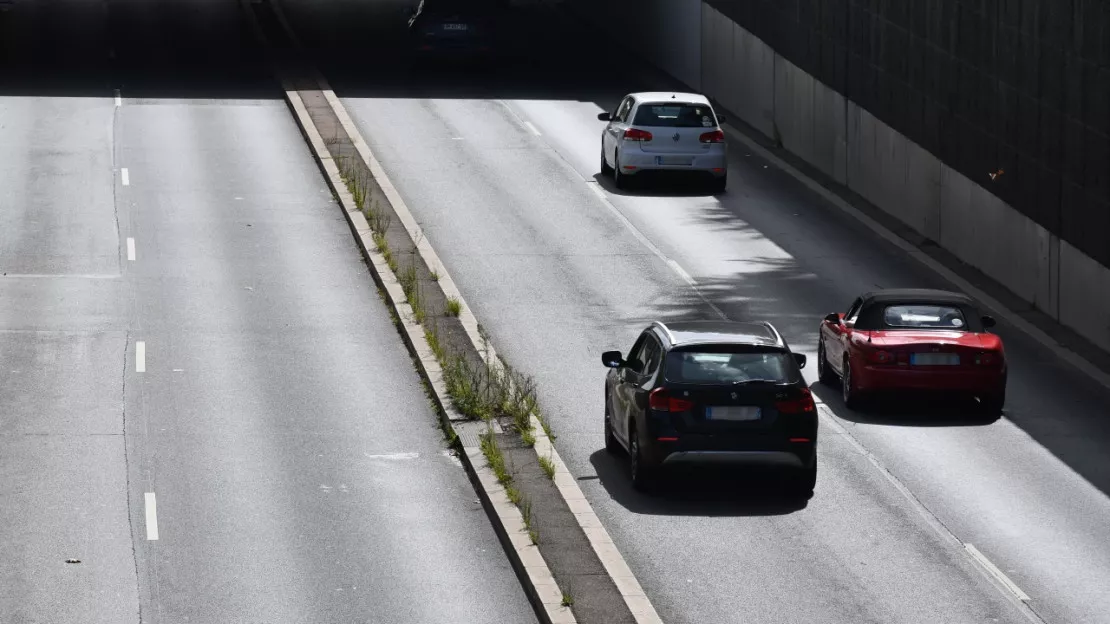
top-left (643, 433), bottom-right (816, 469)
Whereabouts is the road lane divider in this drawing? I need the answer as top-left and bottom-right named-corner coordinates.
top-left (144, 492), bottom-right (159, 541)
top-left (808, 394), bottom-right (1046, 622)
top-left (114, 88), bottom-right (122, 107)
top-left (121, 167), bottom-right (129, 186)
top-left (126, 237), bottom-right (136, 262)
top-left (135, 341), bottom-right (145, 373)
top-left (965, 544), bottom-right (1031, 603)
top-left (241, 1), bottom-right (663, 621)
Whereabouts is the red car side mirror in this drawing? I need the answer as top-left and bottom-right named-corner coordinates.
top-left (824, 313), bottom-right (841, 325)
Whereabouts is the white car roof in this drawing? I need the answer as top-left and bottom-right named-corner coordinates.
top-left (628, 92), bottom-right (712, 106)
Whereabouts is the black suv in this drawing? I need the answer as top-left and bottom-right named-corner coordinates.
top-left (406, 0), bottom-right (507, 61)
top-left (602, 320), bottom-right (818, 494)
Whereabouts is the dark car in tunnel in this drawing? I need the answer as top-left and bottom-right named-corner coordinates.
top-left (406, 0), bottom-right (510, 63)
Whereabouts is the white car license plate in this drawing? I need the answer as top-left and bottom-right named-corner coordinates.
top-left (910, 352), bottom-right (960, 365)
top-left (655, 156), bottom-right (693, 166)
top-left (706, 406), bottom-right (761, 421)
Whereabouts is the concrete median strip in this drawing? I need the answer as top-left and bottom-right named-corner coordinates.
top-left (241, 1), bottom-right (663, 622)
top-left (284, 84), bottom-right (576, 624)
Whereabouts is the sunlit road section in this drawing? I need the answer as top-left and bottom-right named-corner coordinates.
top-left (278, 1), bottom-right (1110, 623)
top-left (0, 1), bottom-right (536, 622)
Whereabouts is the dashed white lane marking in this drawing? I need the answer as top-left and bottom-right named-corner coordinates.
top-left (114, 89), bottom-right (122, 107)
top-left (126, 237), bottom-right (135, 262)
top-left (135, 341), bottom-right (145, 372)
top-left (523, 121), bottom-right (542, 136)
top-left (144, 492), bottom-right (159, 540)
top-left (121, 168), bottom-right (130, 186)
top-left (965, 544), bottom-right (1031, 602)
top-left (363, 452), bottom-right (419, 460)
top-left (809, 392), bottom-right (1041, 619)
top-left (585, 180), bottom-right (725, 319)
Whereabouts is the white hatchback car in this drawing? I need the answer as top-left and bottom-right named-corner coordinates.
top-left (598, 92), bottom-right (728, 192)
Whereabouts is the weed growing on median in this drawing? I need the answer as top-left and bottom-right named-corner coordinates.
top-left (424, 321), bottom-right (446, 364)
top-left (445, 297), bottom-right (461, 317)
top-left (538, 455), bottom-right (555, 480)
top-left (521, 429), bottom-right (536, 448)
top-left (397, 258), bottom-right (427, 324)
top-left (561, 592), bottom-right (574, 607)
top-left (480, 428), bottom-right (512, 486)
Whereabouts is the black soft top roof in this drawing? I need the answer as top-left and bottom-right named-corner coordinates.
top-left (855, 289), bottom-right (983, 331)
top-left (859, 288), bottom-right (974, 306)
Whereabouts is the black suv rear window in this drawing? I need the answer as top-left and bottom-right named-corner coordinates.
top-left (633, 103), bottom-right (717, 128)
top-left (664, 349), bottom-right (799, 384)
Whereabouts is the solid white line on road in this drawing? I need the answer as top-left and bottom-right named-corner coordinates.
top-left (126, 237), bottom-right (135, 262)
top-left (965, 544), bottom-right (1030, 601)
top-left (135, 341), bottom-right (145, 372)
top-left (121, 168), bottom-right (130, 186)
top-left (363, 452), bottom-right (420, 460)
top-left (144, 492), bottom-right (159, 540)
top-left (523, 121), bottom-right (542, 136)
top-left (114, 89), bottom-right (122, 107)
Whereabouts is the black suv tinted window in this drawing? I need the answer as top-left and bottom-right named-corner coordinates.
top-left (664, 347), bottom-right (799, 384)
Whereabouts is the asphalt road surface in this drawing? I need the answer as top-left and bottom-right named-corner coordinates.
top-left (0, 1), bottom-right (536, 622)
top-left (279, 1), bottom-right (1110, 623)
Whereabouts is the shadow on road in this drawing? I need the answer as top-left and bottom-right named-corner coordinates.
top-left (587, 450), bottom-right (810, 517)
top-left (808, 383), bottom-right (1003, 428)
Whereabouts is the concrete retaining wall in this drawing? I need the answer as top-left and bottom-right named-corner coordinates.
top-left (563, 0), bottom-right (701, 91)
top-left (579, 0), bottom-right (1110, 354)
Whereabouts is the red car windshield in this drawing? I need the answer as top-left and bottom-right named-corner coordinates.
top-left (882, 304), bottom-right (967, 330)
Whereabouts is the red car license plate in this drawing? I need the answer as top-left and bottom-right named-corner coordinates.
top-left (910, 352), bottom-right (960, 365)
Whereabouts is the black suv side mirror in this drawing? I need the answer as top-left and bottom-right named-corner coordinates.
top-left (601, 350), bottom-right (623, 368)
top-left (597, 112), bottom-right (612, 122)
top-left (793, 353), bottom-right (807, 369)
top-left (824, 313), bottom-right (841, 325)
top-left (981, 315), bottom-right (997, 329)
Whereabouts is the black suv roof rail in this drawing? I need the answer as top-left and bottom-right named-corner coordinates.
top-left (760, 320), bottom-right (785, 347)
top-left (651, 320), bottom-right (676, 345)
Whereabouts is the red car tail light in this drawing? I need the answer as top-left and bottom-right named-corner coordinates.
top-left (775, 387), bottom-right (816, 414)
top-left (867, 349), bottom-right (895, 364)
top-left (623, 128), bottom-right (653, 142)
top-left (974, 352), bottom-right (1001, 366)
top-left (648, 388), bottom-right (693, 412)
top-left (699, 130), bottom-right (725, 143)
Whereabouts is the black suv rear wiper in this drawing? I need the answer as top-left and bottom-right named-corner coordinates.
top-left (731, 379), bottom-right (789, 385)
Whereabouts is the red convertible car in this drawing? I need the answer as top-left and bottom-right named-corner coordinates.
top-left (817, 289), bottom-right (1007, 414)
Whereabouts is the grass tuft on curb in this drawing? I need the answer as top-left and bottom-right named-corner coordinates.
top-left (445, 296), bottom-right (461, 317)
top-left (538, 455), bottom-right (555, 480)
